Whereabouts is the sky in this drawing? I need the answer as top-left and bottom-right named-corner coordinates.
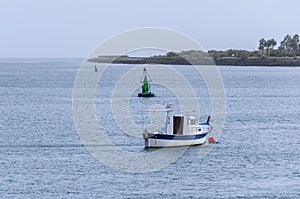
top-left (0, 0), bottom-right (299, 57)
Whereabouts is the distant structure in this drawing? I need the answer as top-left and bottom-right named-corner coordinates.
top-left (138, 67), bottom-right (155, 97)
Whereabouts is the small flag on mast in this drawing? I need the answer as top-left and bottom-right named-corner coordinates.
top-left (166, 104), bottom-right (172, 109)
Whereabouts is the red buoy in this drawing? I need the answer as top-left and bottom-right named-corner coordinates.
top-left (208, 137), bottom-right (216, 143)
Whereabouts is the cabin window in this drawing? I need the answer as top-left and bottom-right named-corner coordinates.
top-left (190, 119), bottom-right (196, 125)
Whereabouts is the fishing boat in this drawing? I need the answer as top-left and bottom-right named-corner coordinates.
top-left (142, 107), bottom-right (212, 148)
top-left (138, 67), bottom-right (155, 97)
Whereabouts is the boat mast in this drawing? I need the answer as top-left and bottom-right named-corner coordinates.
top-left (165, 104), bottom-right (172, 134)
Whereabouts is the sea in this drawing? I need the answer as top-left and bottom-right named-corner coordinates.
top-left (0, 58), bottom-right (299, 198)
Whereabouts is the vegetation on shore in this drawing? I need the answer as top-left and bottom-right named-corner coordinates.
top-left (208, 34), bottom-right (299, 60)
top-left (89, 34), bottom-right (300, 66)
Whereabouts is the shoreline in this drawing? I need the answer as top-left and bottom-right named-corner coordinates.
top-left (88, 55), bottom-right (300, 67)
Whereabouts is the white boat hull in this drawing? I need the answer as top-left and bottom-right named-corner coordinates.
top-left (143, 133), bottom-right (208, 148)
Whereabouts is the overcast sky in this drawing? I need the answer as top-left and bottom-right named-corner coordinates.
top-left (1, 0), bottom-right (299, 57)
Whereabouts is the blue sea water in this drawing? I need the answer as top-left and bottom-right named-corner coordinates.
top-left (0, 58), bottom-right (299, 198)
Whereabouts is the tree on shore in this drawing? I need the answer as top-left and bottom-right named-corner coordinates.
top-left (291, 34), bottom-right (299, 55)
top-left (266, 40), bottom-right (272, 56)
top-left (269, 39), bottom-right (277, 50)
top-left (279, 35), bottom-right (291, 55)
top-left (258, 38), bottom-right (277, 57)
top-left (258, 38), bottom-right (267, 56)
top-left (279, 34), bottom-right (299, 56)
top-left (268, 39), bottom-right (277, 56)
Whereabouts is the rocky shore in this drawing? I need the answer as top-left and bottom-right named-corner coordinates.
top-left (88, 55), bottom-right (214, 65)
top-left (214, 57), bottom-right (300, 66)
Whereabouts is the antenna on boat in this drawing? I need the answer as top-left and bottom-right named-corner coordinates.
top-left (206, 116), bottom-right (211, 123)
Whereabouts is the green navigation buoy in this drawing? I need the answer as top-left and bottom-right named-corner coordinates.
top-left (138, 67), bottom-right (155, 97)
